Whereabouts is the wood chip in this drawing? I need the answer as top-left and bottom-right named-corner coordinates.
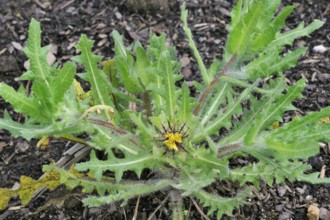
top-left (319, 208), bottom-right (330, 220)
top-left (307, 203), bottom-right (320, 220)
top-left (115, 12), bottom-right (122, 20)
top-left (319, 165), bottom-right (326, 178)
top-left (95, 23), bottom-right (107, 30)
top-left (11, 41), bottom-right (23, 50)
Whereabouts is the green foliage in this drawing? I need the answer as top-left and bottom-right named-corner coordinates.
top-left (0, 1), bottom-right (329, 219)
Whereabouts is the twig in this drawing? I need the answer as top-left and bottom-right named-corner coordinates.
top-left (147, 194), bottom-right (170, 220)
top-left (190, 196), bottom-right (211, 220)
top-left (132, 196), bottom-right (140, 220)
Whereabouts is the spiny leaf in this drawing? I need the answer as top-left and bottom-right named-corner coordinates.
top-left (198, 81), bottom-right (232, 125)
top-left (82, 179), bottom-right (172, 207)
top-left (21, 19), bottom-right (55, 115)
top-left (21, 18), bottom-right (51, 87)
top-left (50, 61), bottom-right (76, 104)
top-left (194, 188), bottom-right (251, 219)
top-left (192, 148), bottom-right (229, 176)
top-left (0, 84), bottom-right (45, 119)
top-left (75, 34), bottom-right (114, 119)
top-left (272, 6), bottom-right (295, 31)
top-left (245, 47), bottom-right (307, 80)
top-left (217, 79), bottom-right (286, 145)
top-left (230, 161), bottom-right (313, 187)
top-left (43, 165), bottom-right (116, 196)
top-left (112, 30), bottom-right (144, 93)
top-left (159, 50), bottom-right (181, 120)
top-left (269, 20), bottom-right (324, 49)
top-left (244, 78), bottom-right (305, 145)
top-left (226, 0), bottom-right (266, 56)
top-left (229, 0), bottom-right (242, 30)
top-left (264, 107), bottom-right (330, 160)
top-left (75, 151), bottom-right (158, 182)
top-left (193, 86), bottom-right (250, 143)
top-left (129, 112), bottom-right (157, 146)
top-left (177, 83), bottom-right (195, 124)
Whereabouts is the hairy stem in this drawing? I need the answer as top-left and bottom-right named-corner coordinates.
top-left (193, 54), bottom-right (237, 115)
top-left (170, 189), bottom-right (184, 220)
top-left (181, 4), bottom-right (209, 85)
top-left (88, 118), bottom-right (140, 145)
top-left (88, 118), bottom-right (127, 134)
top-left (221, 76), bottom-right (271, 94)
top-left (143, 91), bottom-right (152, 117)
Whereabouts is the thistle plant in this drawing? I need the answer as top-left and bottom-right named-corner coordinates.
top-left (1, 0), bottom-right (330, 219)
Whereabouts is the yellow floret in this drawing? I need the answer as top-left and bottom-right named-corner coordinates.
top-left (163, 132), bottom-right (183, 151)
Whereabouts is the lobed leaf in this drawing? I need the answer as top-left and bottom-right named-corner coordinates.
top-left (244, 78), bottom-right (305, 145)
top-left (194, 188), bottom-right (251, 219)
top-left (75, 35), bottom-right (114, 120)
top-left (50, 62), bottom-right (76, 104)
top-left (75, 151), bottom-right (158, 182)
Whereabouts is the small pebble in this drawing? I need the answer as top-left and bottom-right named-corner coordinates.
top-left (214, 39), bottom-right (221, 44)
top-left (319, 207), bottom-right (330, 220)
top-left (275, 204), bottom-right (284, 212)
top-left (296, 186), bottom-right (306, 195)
top-left (306, 195), bottom-right (313, 201)
top-left (277, 186), bottom-right (287, 197)
top-left (313, 45), bottom-right (328, 53)
top-left (115, 12), bottom-right (122, 20)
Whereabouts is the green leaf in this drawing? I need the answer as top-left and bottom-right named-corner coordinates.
top-left (194, 188), bottom-right (251, 219)
top-left (135, 46), bottom-right (152, 87)
top-left (244, 78), bottom-right (305, 145)
top-left (50, 62), bottom-right (76, 104)
top-left (218, 78), bottom-right (286, 145)
top-left (89, 125), bottom-right (141, 155)
top-left (177, 83), bottom-right (195, 124)
top-left (75, 35), bottom-right (114, 119)
top-left (159, 50), bottom-right (180, 120)
top-left (226, 0), bottom-right (265, 56)
top-left (0, 84), bottom-right (44, 119)
top-left (181, 2), bottom-right (209, 84)
top-left (193, 86), bottom-right (250, 143)
top-left (112, 31), bottom-right (144, 93)
top-left (269, 20), bottom-right (324, 49)
top-left (75, 151), bottom-right (158, 182)
top-left (229, 0), bottom-right (242, 30)
top-left (272, 6), bottom-right (294, 32)
top-left (264, 106), bottom-right (330, 159)
top-left (22, 19), bottom-right (54, 114)
top-left (82, 179), bottom-right (172, 207)
top-left (245, 47), bottom-right (307, 80)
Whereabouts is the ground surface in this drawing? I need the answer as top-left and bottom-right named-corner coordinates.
top-left (0, 0), bottom-right (329, 219)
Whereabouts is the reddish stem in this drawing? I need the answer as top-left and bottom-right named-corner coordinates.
top-left (193, 54), bottom-right (237, 115)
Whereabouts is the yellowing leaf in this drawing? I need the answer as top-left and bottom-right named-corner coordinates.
top-left (73, 79), bottom-right (89, 100)
top-left (0, 188), bottom-right (16, 210)
top-left (37, 136), bottom-right (51, 149)
top-left (318, 117), bottom-right (330, 124)
top-left (0, 171), bottom-right (61, 211)
top-left (68, 165), bottom-right (84, 178)
top-left (19, 171), bottom-right (61, 205)
top-left (271, 121), bottom-right (279, 129)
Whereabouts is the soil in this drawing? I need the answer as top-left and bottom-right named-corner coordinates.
top-left (0, 0), bottom-right (329, 219)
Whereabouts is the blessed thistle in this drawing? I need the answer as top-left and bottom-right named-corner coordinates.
top-left (0, 0), bottom-right (330, 219)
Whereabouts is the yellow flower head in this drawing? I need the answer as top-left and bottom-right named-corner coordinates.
top-left (163, 132), bottom-right (183, 151)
